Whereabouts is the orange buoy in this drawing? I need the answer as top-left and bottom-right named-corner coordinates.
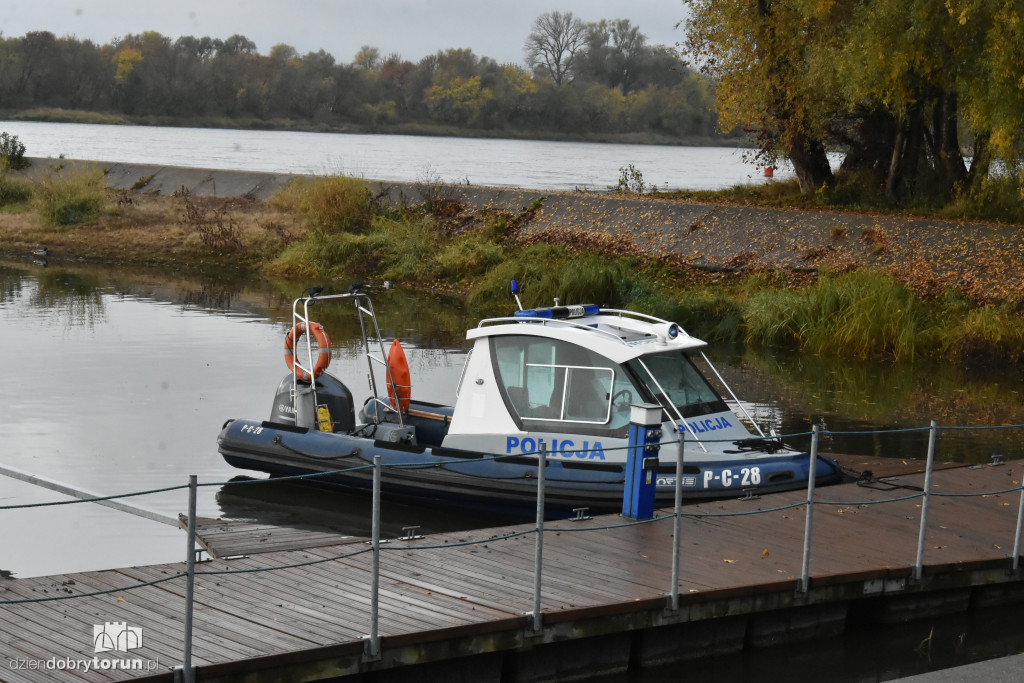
top-left (386, 339), bottom-right (411, 413)
top-left (284, 322), bottom-right (332, 381)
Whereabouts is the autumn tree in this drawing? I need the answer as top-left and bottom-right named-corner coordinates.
top-left (683, 0), bottom-right (1024, 202)
top-left (524, 11), bottom-right (587, 86)
top-left (683, 0), bottom-right (839, 192)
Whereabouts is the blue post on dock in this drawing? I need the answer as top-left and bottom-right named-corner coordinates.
top-left (623, 403), bottom-right (663, 519)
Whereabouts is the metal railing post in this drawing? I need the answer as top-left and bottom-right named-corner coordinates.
top-left (181, 475), bottom-right (197, 683)
top-left (798, 426), bottom-right (820, 594)
top-left (364, 455), bottom-right (382, 660)
top-left (668, 430), bottom-right (685, 611)
top-left (529, 441), bottom-right (547, 633)
top-left (1013, 483), bottom-right (1024, 573)
top-left (913, 421), bottom-right (938, 582)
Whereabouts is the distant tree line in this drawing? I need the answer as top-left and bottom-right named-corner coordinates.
top-left (0, 14), bottom-right (724, 142)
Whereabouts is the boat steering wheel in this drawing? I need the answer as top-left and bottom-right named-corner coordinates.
top-left (611, 388), bottom-right (634, 409)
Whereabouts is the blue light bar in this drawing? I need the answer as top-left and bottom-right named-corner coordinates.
top-left (514, 304), bottom-right (600, 319)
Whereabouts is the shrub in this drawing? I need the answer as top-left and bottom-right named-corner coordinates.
top-left (616, 164), bottom-right (646, 194)
top-left (940, 176), bottom-right (1024, 224)
top-left (179, 191), bottom-right (241, 250)
top-left (0, 132), bottom-right (28, 170)
top-left (32, 166), bottom-right (108, 226)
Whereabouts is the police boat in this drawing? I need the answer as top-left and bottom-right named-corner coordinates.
top-left (217, 289), bottom-right (841, 514)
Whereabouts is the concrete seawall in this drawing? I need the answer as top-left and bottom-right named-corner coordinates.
top-left (22, 157), bottom-right (1024, 293)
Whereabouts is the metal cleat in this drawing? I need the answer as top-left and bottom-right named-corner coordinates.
top-left (570, 507), bottom-right (592, 521)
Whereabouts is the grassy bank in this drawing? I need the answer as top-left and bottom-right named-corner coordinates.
top-left (2, 166), bottom-right (1022, 366)
top-left (0, 163), bottom-right (301, 267)
top-left (260, 174), bottom-right (1024, 365)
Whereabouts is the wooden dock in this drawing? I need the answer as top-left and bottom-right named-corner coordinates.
top-left (4, 457), bottom-right (1024, 682)
top-left (177, 516), bottom-right (366, 559)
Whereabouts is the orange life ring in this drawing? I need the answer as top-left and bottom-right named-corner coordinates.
top-left (386, 339), bottom-right (411, 413)
top-left (284, 322), bottom-right (332, 381)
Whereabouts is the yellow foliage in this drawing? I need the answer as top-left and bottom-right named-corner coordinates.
top-left (112, 48), bottom-right (142, 83)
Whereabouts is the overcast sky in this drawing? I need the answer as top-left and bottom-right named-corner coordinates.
top-left (2, 1), bottom-right (687, 66)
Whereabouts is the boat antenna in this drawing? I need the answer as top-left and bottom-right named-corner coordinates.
top-left (510, 279), bottom-right (524, 311)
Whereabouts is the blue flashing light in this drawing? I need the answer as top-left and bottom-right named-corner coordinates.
top-left (513, 304), bottom-right (600, 320)
top-left (511, 279), bottom-right (520, 294)
top-left (514, 308), bottom-right (552, 319)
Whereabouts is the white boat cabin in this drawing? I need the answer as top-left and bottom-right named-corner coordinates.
top-left (443, 305), bottom-right (759, 463)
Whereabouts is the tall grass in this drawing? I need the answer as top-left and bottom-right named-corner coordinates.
top-left (32, 165), bottom-right (107, 226)
top-left (468, 247), bottom-right (636, 314)
top-left (270, 175), bottom-right (373, 233)
top-left (269, 231), bottom-right (369, 279)
top-left (362, 214), bottom-right (443, 282)
top-left (943, 302), bottom-right (1024, 362)
top-left (744, 270), bottom-right (931, 360)
top-left (0, 162), bottom-right (31, 205)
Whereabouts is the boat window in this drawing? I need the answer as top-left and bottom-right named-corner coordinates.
top-left (492, 336), bottom-right (635, 433)
top-left (626, 351), bottom-right (727, 418)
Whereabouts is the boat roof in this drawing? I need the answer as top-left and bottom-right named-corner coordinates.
top-left (469, 305), bottom-right (707, 364)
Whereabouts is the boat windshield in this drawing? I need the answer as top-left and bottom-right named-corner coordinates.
top-left (491, 335), bottom-right (635, 435)
top-left (626, 351), bottom-right (727, 419)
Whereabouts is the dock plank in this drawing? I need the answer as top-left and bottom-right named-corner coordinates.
top-left (180, 516), bottom-right (366, 558)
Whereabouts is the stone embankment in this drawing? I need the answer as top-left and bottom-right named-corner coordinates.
top-left (25, 157), bottom-right (1024, 298)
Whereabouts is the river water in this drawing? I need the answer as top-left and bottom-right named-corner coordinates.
top-left (2, 260), bottom-right (1024, 680)
top-left (0, 120), bottom-right (782, 191)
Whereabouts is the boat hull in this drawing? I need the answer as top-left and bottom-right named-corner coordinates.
top-left (218, 419), bottom-right (842, 515)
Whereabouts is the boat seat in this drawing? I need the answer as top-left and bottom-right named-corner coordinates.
top-left (506, 386), bottom-right (529, 416)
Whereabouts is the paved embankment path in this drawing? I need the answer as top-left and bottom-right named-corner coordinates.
top-left (23, 157), bottom-right (1024, 299)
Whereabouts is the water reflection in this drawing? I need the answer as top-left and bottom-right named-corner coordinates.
top-left (216, 477), bottom-right (519, 538)
top-left (632, 601), bottom-right (1024, 683)
top-left (1, 264), bottom-right (107, 329)
top-left (718, 347), bottom-right (1024, 464)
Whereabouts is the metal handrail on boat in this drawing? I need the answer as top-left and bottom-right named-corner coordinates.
top-left (476, 315), bottom-right (637, 347)
top-left (596, 307), bottom-right (690, 333)
top-left (291, 292), bottom-right (404, 428)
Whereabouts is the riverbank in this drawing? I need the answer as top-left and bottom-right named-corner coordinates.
top-left (4, 157), bottom-right (1024, 363)
top-left (11, 157), bottom-right (1024, 300)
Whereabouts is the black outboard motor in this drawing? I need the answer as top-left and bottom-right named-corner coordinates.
top-left (269, 373), bottom-right (356, 433)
